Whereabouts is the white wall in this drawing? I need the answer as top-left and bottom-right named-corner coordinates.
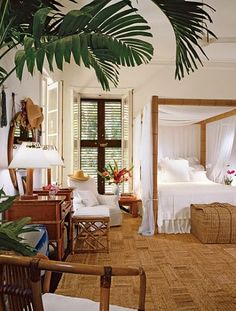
top-left (229, 131), bottom-right (236, 186)
top-left (0, 52), bottom-right (41, 195)
top-left (61, 60), bottom-right (236, 115)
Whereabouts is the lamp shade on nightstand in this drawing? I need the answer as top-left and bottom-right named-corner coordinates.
top-left (8, 142), bottom-right (50, 198)
top-left (42, 145), bottom-right (64, 185)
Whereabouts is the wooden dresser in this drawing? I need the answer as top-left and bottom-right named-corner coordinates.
top-left (5, 195), bottom-right (72, 260)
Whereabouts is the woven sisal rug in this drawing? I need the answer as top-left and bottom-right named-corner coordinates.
top-left (56, 214), bottom-right (236, 310)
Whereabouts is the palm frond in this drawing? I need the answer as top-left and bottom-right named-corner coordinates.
top-left (14, 1), bottom-right (153, 90)
top-left (151, 0), bottom-right (216, 79)
top-left (0, 196), bottom-right (16, 213)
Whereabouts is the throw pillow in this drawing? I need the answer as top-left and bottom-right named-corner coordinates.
top-left (77, 190), bottom-right (99, 207)
top-left (161, 159), bottom-right (190, 182)
top-left (189, 170), bottom-right (209, 182)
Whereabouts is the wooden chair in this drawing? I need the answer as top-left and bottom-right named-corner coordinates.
top-left (0, 254), bottom-right (146, 311)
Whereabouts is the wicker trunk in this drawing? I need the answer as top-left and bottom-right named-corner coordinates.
top-left (191, 203), bottom-right (236, 243)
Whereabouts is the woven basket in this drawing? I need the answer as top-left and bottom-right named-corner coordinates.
top-left (191, 202), bottom-right (236, 243)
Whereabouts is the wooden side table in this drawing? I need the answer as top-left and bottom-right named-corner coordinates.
top-left (5, 195), bottom-right (72, 260)
top-left (33, 187), bottom-right (73, 252)
top-left (119, 196), bottom-right (142, 217)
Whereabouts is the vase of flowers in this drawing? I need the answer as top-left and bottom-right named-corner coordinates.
top-left (224, 166), bottom-right (236, 185)
top-left (98, 160), bottom-right (133, 195)
top-left (112, 183), bottom-right (121, 196)
top-left (43, 184), bottom-right (59, 198)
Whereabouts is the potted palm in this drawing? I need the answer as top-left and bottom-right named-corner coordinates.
top-left (0, 0), bottom-right (216, 89)
top-left (0, 187), bottom-right (36, 256)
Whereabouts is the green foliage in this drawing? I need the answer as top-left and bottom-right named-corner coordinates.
top-left (0, 187), bottom-right (36, 256)
top-left (150, 0), bottom-right (216, 79)
top-left (14, 0), bottom-right (153, 90)
top-left (0, 0), bottom-right (216, 89)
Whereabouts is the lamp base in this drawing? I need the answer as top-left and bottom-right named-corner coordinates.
top-left (20, 194), bottom-right (39, 200)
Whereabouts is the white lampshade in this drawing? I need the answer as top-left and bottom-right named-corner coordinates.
top-left (9, 142), bottom-right (50, 169)
top-left (8, 142), bottom-right (50, 198)
top-left (42, 146), bottom-right (64, 166)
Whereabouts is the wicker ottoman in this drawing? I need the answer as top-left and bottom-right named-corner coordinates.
top-left (191, 202), bottom-right (236, 243)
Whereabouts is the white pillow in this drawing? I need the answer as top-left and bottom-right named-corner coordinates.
top-left (158, 169), bottom-right (164, 182)
top-left (77, 190), bottom-right (99, 207)
top-left (185, 156), bottom-right (199, 166)
top-left (189, 170), bottom-right (209, 182)
top-left (190, 164), bottom-right (205, 171)
top-left (160, 159), bottom-right (190, 182)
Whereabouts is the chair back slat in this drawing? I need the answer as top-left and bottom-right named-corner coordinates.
top-left (0, 254), bottom-right (146, 311)
top-left (0, 261), bottom-right (43, 311)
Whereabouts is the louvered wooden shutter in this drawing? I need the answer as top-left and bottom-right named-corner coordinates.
top-left (80, 100), bottom-right (98, 179)
top-left (72, 95), bottom-right (132, 194)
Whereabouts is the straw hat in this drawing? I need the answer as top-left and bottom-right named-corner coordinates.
top-left (68, 170), bottom-right (89, 181)
top-left (26, 98), bottom-right (44, 129)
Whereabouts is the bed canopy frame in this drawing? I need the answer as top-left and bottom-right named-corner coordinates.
top-left (151, 96), bottom-right (236, 233)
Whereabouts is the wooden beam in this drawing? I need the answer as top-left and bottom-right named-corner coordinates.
top-left (200, 109), bottom-right (236, 124)
top-left (157, 98), bottom-right (236, 107)
top-left (152, 96), bottom-right (158, 233)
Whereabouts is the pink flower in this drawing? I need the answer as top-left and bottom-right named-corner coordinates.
top-left (43, 184), bottom-right (59, 192)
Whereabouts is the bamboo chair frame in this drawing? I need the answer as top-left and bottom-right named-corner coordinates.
top-left (0, 254), bottom-right (146, 311)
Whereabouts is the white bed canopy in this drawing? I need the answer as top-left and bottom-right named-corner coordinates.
top-left (159, 105), bottom-right (235, 126)
top-left (134, 97), bottom-right (236, 235)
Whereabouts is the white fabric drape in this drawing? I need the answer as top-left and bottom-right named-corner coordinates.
top-left (158, 125), bottom-right (200, 160)
top-left (159, 105), bottom-right (234, 126)
top-left (207, 115), bottom-right (236, 183)
top-left (138, 103), bottom-right (155, 236)
top-left (133, 114), bottom-right (142, 198)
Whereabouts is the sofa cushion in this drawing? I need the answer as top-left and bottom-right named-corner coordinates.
top-left (42, 293), bottom-right (135, 311)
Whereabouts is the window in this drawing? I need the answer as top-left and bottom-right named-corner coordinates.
top-left (41, 79), bottom-right (63, 185)
top-left (73, 95), bottom-right (132, 194)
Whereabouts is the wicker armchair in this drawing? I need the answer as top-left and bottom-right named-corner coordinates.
top-left (0, 254), bottom-right (146, 311)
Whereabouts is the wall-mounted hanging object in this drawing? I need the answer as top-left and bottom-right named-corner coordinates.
top-left (1, 87), bottom-right (7, 127)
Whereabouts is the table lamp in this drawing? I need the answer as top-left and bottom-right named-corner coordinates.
top-left (42, 145), bottom-right (64, 185)
top-left (8, 142), bottom-right (50, 200)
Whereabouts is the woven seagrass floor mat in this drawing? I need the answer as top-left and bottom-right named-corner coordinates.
top-left (56, 214), bottom-right (236, 311)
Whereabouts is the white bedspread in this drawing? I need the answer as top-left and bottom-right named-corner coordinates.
top-left (158, 181), bottom-right (236, 233)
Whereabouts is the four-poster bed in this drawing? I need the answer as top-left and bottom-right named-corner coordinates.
top-left (150, 96), bottom-right (236, 234)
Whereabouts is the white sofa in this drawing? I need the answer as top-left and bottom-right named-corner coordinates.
top-left (68, 177), bottom-right (122, 227)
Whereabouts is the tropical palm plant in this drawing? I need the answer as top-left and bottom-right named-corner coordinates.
top-left (0, 0), bottom-right (216, 90)
top-left (1, 0), bottom-right (153, 90)
top-left (0, 187), bottom-right (36, 256)
top-left (150, 0), bottom-right (216, 79)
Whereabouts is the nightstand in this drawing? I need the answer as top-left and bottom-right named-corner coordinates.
top-left (119, 195), bottom-right (142, 217)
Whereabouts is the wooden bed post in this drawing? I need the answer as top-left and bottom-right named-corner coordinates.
top-left (152, 96), bottom-right (158, 233)
top-left (200, 123), bottom-right (206, 167)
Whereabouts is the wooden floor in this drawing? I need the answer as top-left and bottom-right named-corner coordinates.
top-left (57, 213), bottom-right (236, 310)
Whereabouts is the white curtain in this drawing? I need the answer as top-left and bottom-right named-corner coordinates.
top-left (207, 115), bottom-right (236, 183)
top-left (158, 105), bottom-right (234, 126)
top-left (133, 114), bottom-right (142, 198)
top-left (138, 102), bottom-right (155, 236)
top-left (158, 125), bottom-right (200, 160)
